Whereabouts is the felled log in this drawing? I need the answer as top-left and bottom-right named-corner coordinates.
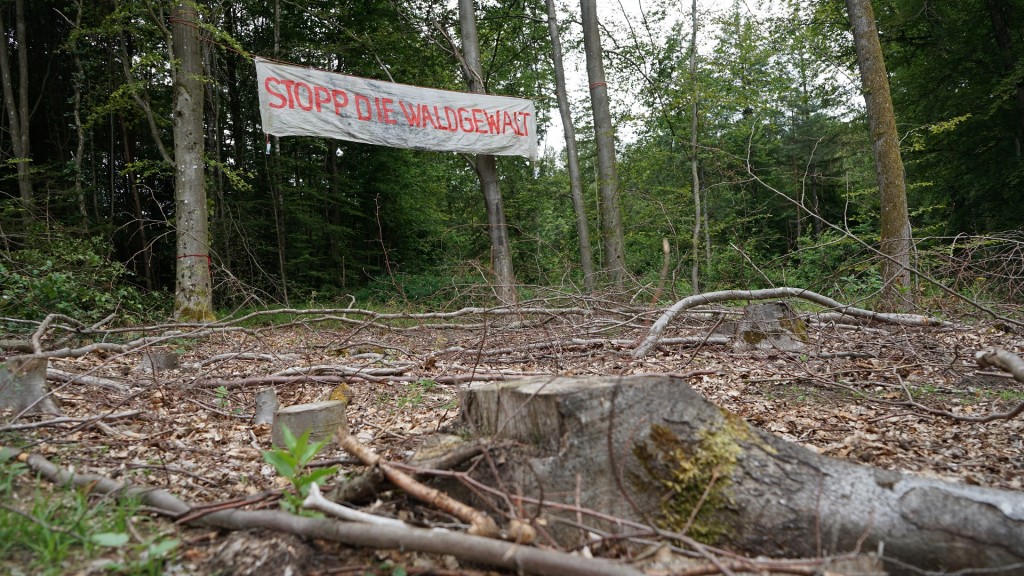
top-left (460, 375), bottom-right (1024, 575)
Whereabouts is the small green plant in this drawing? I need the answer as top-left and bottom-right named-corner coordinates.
top-left (0, 452), bottom-right (178, 575)
top-left (261, 426), bottom-right (338, 514)
top-left (213, 385), bottom-right (231, 408)
top-left (997, 390), bottom-right (1024, 402)
top-left (397, 379), bottom-right (438, 408)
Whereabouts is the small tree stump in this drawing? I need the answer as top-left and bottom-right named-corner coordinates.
top-left (253, 387), bottom-right (278, 426)
top-left (138, 349), bottom-right (180, 373)
top-left (733, 301), bottom-right (808, 352)
top-left (271, 400), bottom-right (346, 448)
top-left (0, 355), bottom-right (61, 415)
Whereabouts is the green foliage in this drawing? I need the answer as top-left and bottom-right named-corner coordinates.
top-left (0, 231), bottom-right (167, 325)
top-left (0, 453), bottom-right (178, 575)
top-left (397, 379), bottom-right (439, 408)
top-left (261, 426), bottom-right (338, 515)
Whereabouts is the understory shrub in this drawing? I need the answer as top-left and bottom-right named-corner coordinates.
top-left (1, 232), bottom-right (163, 326)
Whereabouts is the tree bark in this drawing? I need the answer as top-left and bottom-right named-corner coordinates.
top-left (0, 0), bottom-right (33, 224)
top-left (171, 1), bottom-right (215, 321)
top-left (545, 0), bottom-right (595, 294)
top-left (458, 0), bottom-right (518, 305)
top-left (688, 0), bottom-right (702, 294)
top-left (580, 0), bottom-right (627, 290)
top-left (460, 375), bottom-right (1024, 574)
top-left (0, 356), bottom-right (60, 415)
top-left (845, 0), bottom-right (913, 312)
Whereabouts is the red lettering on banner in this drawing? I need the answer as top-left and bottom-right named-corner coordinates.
top-left (261, 71), bottom-right (531, 140)
top-left (399, 101), bottom-right (421, 125)
top-left (355, 94), bottom-right (372, 120)
top-left (332, 90), bottom-right (348, 115)
top-left (444, 107), bottom-right (459, 132)
top-left (265, 77), bottom-right (287, 109)
top-left (457, 108), bottom-right (474, 133)
top-left (421, 105), bottom-right (438, 129)
top-left (500, 111), bottom-right (513, 135)
top-left (381, 98), bottom-right (397, 125)
top-left (472, 109), bottom-right (489, 134)
top-left (430, 106), bottom-right (447, 130)
top-left (294, 82), bottom-right (313, 111)
top-left (281, 80), bottom-right (296, 107)
top-left (314, 86), bottom-right (331, 112)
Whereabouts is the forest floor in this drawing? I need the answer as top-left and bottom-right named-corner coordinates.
top-left (3, 299), bottom-right (1024, 574)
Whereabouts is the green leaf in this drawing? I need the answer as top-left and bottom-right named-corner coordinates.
top-left (261, 449), bottom-right (297, 479)
top-left (91, 532), bottom-right (130, 547)
top-left (147, 538), bottom-right (180, 557)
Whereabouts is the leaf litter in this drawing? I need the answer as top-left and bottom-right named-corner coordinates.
top-left (4, 305), bottom-right (1024, 573)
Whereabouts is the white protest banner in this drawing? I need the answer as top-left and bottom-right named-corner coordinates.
top-left (255, 57), bottom-right (537, 159)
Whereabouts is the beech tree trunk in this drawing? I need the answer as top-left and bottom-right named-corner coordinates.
top-left (846, 0), bottom-right (913, 312)
top-left (460, 375), bottom-right (1024, 574)
top-left (688, 0), bottom-right (702, 294)
top-left (459, 0), bottom-right (517, 305)
top-left (0, 0), bottom-right (33, 224)
top-left (580, 0), bottom-right (627, 289)
top-left (546, 0), bottom-right (595, 294)
top-left (171, 1), bottom-right (215, 321)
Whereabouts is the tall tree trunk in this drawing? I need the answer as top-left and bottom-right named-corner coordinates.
top-left (120, 117), bottom-right (154, 290)
top-left (71, 0), bottom-right (88, 231)
top-left (545, 0), bottom-right (595, 294)
top-left (845, 0), bottom-right (913, 312)
top-left (985, 0), bottom-right (1024, 159)
top-left (580, 0), bottom-right (627, 290)
top-left (688, 0), bottom-right (702, 294)
top-left (0, 0), bottom-right (33, 224)
top-left (269, 0), bottom-right (289, 306)
top-left (171, 0), bottom-right (215, 321)
top-left (459, 0), bottom-right (517, 305)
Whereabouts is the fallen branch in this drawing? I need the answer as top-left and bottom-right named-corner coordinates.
top-left (303, 483), bottom-right (407, 527)
top-left (0, 410), bottom-right (142, 432)
top-left (634, 287), bottom-right (947, 358)
top-left (976, 348), bottom-right (1024, 384)
top-left (336, 430), bottom-right (501, 537)
top-left (10, 448), bottom-right (640, 576)
top-left (47, 369), bottom-right (129, 393)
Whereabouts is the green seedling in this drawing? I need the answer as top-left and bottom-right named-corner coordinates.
top-left (261, 425), bottom-right (338, 514)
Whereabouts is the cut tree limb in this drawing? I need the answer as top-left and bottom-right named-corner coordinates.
top-left (8, 448), bottom-right (640, 576)
top-left (337, 430), bottom-right (501, 537)
top-left (976, 348), bottom-right (1024, 384)
top-left (633, 287), bottom-right (947, 358)
top-left (459, 375), bottom-right (1024, 575)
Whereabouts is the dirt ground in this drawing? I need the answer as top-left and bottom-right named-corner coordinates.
top-left (3, 301), bottom-right (1024, 574)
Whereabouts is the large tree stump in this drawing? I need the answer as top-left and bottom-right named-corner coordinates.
top-left (0, 355), bottom-right (61, 415)
top-left (459, 375), bottom-right (1024, 575)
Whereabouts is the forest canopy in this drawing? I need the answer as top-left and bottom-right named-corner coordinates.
top-left (1, 0), bottom-right (1022, 322)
